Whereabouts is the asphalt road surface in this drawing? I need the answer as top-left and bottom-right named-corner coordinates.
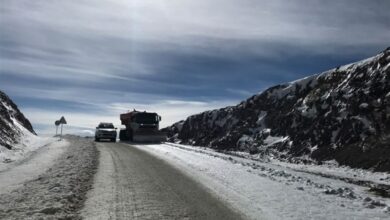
top-left (82, 141), bottom-right (246, 220)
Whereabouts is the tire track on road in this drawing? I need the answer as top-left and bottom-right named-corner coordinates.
top-left (82, 141), bottom-right (246, 220)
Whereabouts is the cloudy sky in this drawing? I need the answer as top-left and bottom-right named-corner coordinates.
top-left (1, 0), bottom-right (389, 135)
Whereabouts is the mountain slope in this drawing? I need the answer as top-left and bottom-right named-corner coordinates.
top-left (164, 48), bottom-right (390, 171)
top-left (0, 90), bottom-right (36, 151)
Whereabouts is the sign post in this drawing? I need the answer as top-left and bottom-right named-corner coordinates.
top-left (55, 120), bottom-right (60, 136)
top-left (55, 116), bottom-right (67, 140)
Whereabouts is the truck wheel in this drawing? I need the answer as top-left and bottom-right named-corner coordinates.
top-left (95, 137), bottom-right (99, 142)
top-left (111, 138), bottom-right (116, 142)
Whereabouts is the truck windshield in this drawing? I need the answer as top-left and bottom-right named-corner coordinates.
top-left (99, 123), bottom-right (114, 128)
top-left (136, 113), bottom-right (158, 124)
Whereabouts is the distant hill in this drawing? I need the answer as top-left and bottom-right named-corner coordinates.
top-left (0, 90), bottom-right (36, 150)
top-left (164, 47), bottom-right (390, 172)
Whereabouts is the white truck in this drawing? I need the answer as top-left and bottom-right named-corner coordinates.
top-left (95, 122), bottom-right (117, 142)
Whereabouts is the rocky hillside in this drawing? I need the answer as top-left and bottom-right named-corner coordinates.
top-left (164, 48), bottom-right (390, 172)
top-left (0, 90), bottom-right (36, 150)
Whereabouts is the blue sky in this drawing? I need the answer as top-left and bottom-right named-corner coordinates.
top-left (1, 0), bottom-right (389, 135)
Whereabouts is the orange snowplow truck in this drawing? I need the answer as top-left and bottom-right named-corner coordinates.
top-left (119, 110), bottom-right (166, 142)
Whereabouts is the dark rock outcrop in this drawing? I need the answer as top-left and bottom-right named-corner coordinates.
top-left (0, 90), bottom-right (36, 149)
top-left (164, 48), bottom-right (390, 172)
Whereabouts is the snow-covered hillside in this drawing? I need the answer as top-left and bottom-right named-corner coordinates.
top-left (164, 47), bottom-right (390, 172)
top-left (0, 90), bottom-right (52, 163)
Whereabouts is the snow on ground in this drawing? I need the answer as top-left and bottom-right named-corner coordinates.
top-left (0, 136), bottom-right (98, 220)
top-left (272, 160), bottom-right (390, 187)
top-left (0, 138), bottom-right (68, 194)
top-left (81, 142), bottom-right (116, 219)
top-left (134, 143), bottom-right (390, 220)
top-left (0, 119), bottom-right (55, 167)
top-left (0, 118), bottom-right (69, 194)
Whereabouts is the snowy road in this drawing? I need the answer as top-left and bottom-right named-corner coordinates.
top-left (82, 142), bottom-right (246, 219)
top-left (84, 141), bottom-right (390, 220)
top-left (1, 137), bottom-right (389, 219)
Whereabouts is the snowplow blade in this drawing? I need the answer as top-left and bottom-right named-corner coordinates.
top-left (133, 131), bottom-right (167, 143)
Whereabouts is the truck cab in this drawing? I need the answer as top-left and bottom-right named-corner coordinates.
top-left (119, 110), bottom-right (166, 142)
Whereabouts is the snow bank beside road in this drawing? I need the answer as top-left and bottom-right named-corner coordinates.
top-left (0, 118), bottom-right (54, 167)
top-left (135, 143), bottom-right (390, 220)
top-left (0, 139), bottom-right (68, 194)
top-left (0, 136), bottom-right (98, 220)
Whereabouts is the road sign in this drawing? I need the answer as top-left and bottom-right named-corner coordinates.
top-left (55, 116), bottom-right (67, 140)
top-left (59, 116), bottom-right (67, 124)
